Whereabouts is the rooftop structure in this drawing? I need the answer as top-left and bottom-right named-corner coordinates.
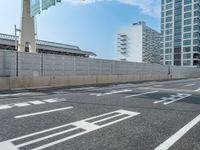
top-left (0, 33), bottom-right (96, 57)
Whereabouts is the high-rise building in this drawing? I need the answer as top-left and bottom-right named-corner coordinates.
top-left (161, 0), bottom-right (200, 67)
top-left (116, 21), bottom-right (160, 64)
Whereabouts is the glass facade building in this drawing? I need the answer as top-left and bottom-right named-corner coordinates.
top-left (161, 0), bottom-right (200, 67)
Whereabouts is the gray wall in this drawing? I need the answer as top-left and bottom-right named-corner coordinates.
top-left (0, 50), bottom-right (200, 78)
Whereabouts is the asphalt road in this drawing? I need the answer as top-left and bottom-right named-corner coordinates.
top-left (0, 78), bottom-right (200, 150)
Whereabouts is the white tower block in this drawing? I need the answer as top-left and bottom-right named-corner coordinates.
top-left (18, 0), bottom-right (36, 53)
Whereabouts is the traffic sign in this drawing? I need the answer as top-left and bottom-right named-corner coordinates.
top-left (41, 0), bottom-right (56, 10)
top-left (30, 0), bottom-right (41, 17)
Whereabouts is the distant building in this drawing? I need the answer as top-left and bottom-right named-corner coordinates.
top-left (0, 33), bottom-right (96, 57)
top-left (116, 21), bottom-right (160, 64)
top-left (161, 0), bottom-right (200, 67)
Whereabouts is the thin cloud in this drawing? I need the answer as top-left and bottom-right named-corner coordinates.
top-left (63, 0), bottom-right (161, 18)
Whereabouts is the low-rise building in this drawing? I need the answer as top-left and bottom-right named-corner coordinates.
top-left (0, 33), bottom-right (96, 57)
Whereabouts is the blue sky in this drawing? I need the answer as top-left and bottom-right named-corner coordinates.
top-left (0, 0), bottom-right (161, 59)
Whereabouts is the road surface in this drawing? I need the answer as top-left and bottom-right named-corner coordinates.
top-left (0, 78), bottom-right (200, 150)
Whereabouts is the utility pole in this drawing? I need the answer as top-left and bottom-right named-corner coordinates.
top-left (18, 0), bottom-right (36, 53)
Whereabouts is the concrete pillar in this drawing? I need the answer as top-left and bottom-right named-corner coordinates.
top-left (18, 0), bottom-right (36, 53)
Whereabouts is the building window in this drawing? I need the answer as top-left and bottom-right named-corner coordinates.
top-left (166, 16), bottom-right (172, 22)
top-left (184, 5), bottom-right (192, 11)
top-left (166, 10), bottom-right (173, 16)
top-left (166, 3), bottom-right (173, 10)
top-left (165, 61), bottom-right (172, 65)
top-left (183, 40), bottom-right (191, 45)
top-left (183, 33), bottom-right (191, 39)
top-left (183, 53), bottom-right (191, 59)
top-left (184, 26), bottom-right (191, 32)
top-left (183, 47), bottom-right (191, 52)
top-left (184, 12), bottom-right (192, 18)
top-left (184, 19), bottom-right (191, 25)
top-left (184, 0), bottom-right (192, 5)
top-left (183, 60), bottom-right (191, 66)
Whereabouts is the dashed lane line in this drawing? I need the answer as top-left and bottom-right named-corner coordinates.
top-left (125, 91), bottom-right (159, 98)
top-left (183, 84), bottom-right (195, 87)
top-left (195, 88), bottom-right (200, 92)
top-left (0, 93), bottom-right (31, 97)
top-left (90, 89), bottom-right (132, 97)
top-left (14, 106), bottom-right (73, 119)
top-left (154, 113), bottom-right (200, 150)
top-left (0, 98), bottom-right (67, 110)
top-left (0, 109), bottom-right (140, 150)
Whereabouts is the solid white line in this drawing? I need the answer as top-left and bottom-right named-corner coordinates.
top-left (154, 114), bottom-right (200, 150)
top-left (14, 107), bottom-right (73, 119)
top-left (126, 91), bottom-right (158, 98)
top-left (184, 84), bottom-right (195, 87)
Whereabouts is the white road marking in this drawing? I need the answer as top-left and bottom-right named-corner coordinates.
top-left (0, 93), bottom-right (31, 97)
top-left (90, 89), bottom-right (132, 97)
top-left (0, 110), bottom-right (140, 150)
top-left (154, 93), bottom-right (192, 105)
top-left (14, 106), bottom-right (73, 119)
top-left (0, 98), bottom-right (66, 111)
top-left (43, 98), bottom-right (66, 103)
top-left (125, 91), bottom-right (158, 98)
top-left (195, 88), bottom-right (200, 92)
top-left (69, 87), bottom-right (95, 91)
top-left (0, 105), bottom-right (12, 110)
top-left (13, 103), bottom-right (30, 107)
top-left (29, 101), bottom-right (45, 105)
top-left (154, 114), bottom-right (200, 150)
top-left (184, 84), bottom-right (195, 87)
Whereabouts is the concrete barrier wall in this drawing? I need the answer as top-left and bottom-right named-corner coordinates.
top-left (1, 50), bottom-right (200, 78)
top-left (0, 73), bottom-right (200, 91)
top-left (0, 50), bottom-right (200, 90)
